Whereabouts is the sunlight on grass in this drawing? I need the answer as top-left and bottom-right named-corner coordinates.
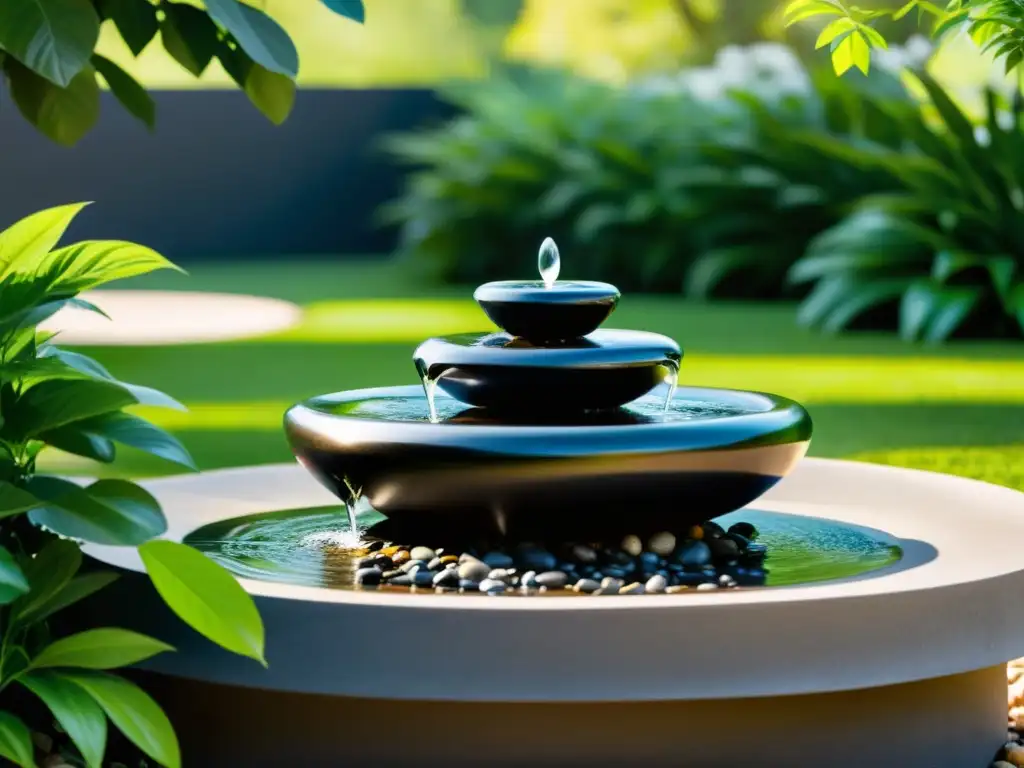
top-left (266, 299), bottom-right (494, 342)
top-left (850, 445), bottom-right (1024, 491)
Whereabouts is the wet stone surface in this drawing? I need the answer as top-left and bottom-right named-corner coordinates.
top-left (351, 521), bottom-right (767, 596)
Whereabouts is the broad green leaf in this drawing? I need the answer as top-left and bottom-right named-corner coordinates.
top-left (92, 54), bottom-right (155, 130)
top-left (160, 2), bottom-right (220, 77)
top-left (32, 628), bottom-right (173, 670)
top-left (13, 538), bottom-right (81, 623)
top-left (40, 422), bottom-right (117, 463)
top-left (68, 412), bottom-right (196, 470)
top-left (20, 671), bottom-right (107, 768)
top-left (832, 32), bottom-right (857, 75)
top-left (816, 17), bottom-right (856, 49)
top-left (65, 671), bottom-right (180, 768)
top-left (27, 570), bottom-right (119, 624)
top-left (321, 0), bottom-right (365, 23)
top-left (0, 711), bottom-right (34, 767)
top-left (27, 477), bottom-right (167, 547)
top-left (9, 62), bottom-right (101, 147)
top-left (244, 62), bottom-right (296, 125)
top-left (8, 378), bottom-right (137, 438)
top-left (0, 545), bottom-right (30, 605)
top-left (45, 239), bottom-right (182, 293)
top-left (789, 251), bottom-right (907, 283)
top-left (0, 482), bottom-right (41, 519)
top-left (38, 346), bottom-right (112, 379)
top-left (851, 30), bottom-right (871, 75)
top-left (784, 0), bottom-right (844, 25)
top-left (0, 0), bottom-right (99, 86)
top-left (216, 42), bottom-right (252, 87)
top-left (98, 0), bottom-right (159, 56)
top-left (820, 279), bottom-right (909, 333)
top-left (899, 280), bottom-right (939, 340)
top-left (139, 540), bottom-right (265, 664)
top-left (205, 0), bottom-right (298, 78)
top-left (0, 202), bottom-right (88, 279)
top-left (685, 247), bottom-right (765, 298)
top-left (858, 24), bottom-right (888, 49)
top-left (923, 286), bottom-right (982, 341)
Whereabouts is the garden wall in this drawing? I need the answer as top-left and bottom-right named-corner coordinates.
top-left (0, 89), bottom-right (453, 261)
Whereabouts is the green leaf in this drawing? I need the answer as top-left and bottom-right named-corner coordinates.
top-left (64, 671), bottom-right (180, 768)
top-left (899, 279), bottom-right (939, 340)
top-left (321, 0), bottom-right (365, 22)
top-left (789, 251), bottom-right (907, 283)
top-left (98, 0), bottom-right (159, 56)
top-left (7, 379), bottom-right (137, 439)
top-left (0, 482), bottom-right (41, 519)
top-left (160, 2), bottom-right (219, 77)
top-left (851, 30), bottom-right (872, 75)
top-left (41, 422), bottom-right (117, 463)
top-left (820, 279), bottom-right (909, 333)
top-left (27, 570), bottom-right (120, 624)
top-left (32, 628), bottom-right (173, 670)
top-left (816, 17), bottom-right (856, 49)
top-left (0, 545), bottom-right (30, 605)
top-left (45, 239), bottom-right (182, 293)
top-left (66, 412), bottom-right (196, 470)
top-left (923, 286), bottom-right (982, 341)
top-left (13, 538), bottom-right (81, 624)
top-left (0, 0), bottom-right (100, 86)
top-left (92, 54), bottom-right (155, 130)
top-left (685, 247), bottom-right (765, 298)
top-left (784, 0), bottom-right (844, 25)
top-left (27, 477), bottom-right (167, 546)
top-left (244, 62), bottom-right (296, 125)
top-left (205, 0), bottom-right (298, 78)
top-left (20, 671), bottom-right (107, 768)
top-left (139, 540), bottom-right (265, 664)
top-left (0, 711), bottom-right (34, 768)
top-left (0, 202), bottom-right (88, 279)
top-left (8, 61), bottom-right (101, 147)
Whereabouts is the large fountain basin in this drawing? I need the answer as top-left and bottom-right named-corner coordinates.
top-left (283, 384), bottom-right (812, 537)
top-left (78, 460), bottom-right (1024, 767)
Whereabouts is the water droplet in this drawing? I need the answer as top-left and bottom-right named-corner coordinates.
top-left (538, 237), bottom-right (560, 287)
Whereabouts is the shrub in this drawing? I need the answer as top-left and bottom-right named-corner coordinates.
top-left (382, 46), bottom-right (906, 299)
top-left (0, 0), bottom-right (364, 145)
top-left (0, 204), bottom-right (265, 767)
top-left (784, 69), bottom-right (1024, 341)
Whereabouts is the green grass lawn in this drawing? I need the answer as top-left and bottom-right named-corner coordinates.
top-left (44, 258), bottom-right (1024, 491)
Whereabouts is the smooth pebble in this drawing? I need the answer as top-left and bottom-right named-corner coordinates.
top-left (458, 560), bottom-right (491, 582)
top-left (355, 567), bottom-right (381, 586)
top-left (645, 574), bottom-right (668, 594)
top-left (620, 535), bottom-right (643, 557)
top-left (619, 582), bottom-right (645, 595)
top-left (479, 578), bottom-right (507, 594)
top-left (483, 551), bottom-right (514, 569)
top-left (573, 578), bottom-right (600, 594)
top-left (410, 546), bottom-right (436, 562)
top-left (536, 571), bottom-right (569, 589)
top-left (648, 532), bottom-right (676, 556)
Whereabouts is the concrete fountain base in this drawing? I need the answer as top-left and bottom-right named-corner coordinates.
top-left (83, 459), bottom-right (1024, 768)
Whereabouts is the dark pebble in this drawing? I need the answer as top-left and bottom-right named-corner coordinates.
top-left (367, 540), bottom-right (385, 552)
top-left (673, 572), bottom-right (707, 587)
top-left (727, 532), bottom-right (751, 550)
top-left (573, 578), bottom-right (600, 594)
top-left (355, 567), bottom-right (381, 586)
top-left (459, 579), bottom-right (481, 591)
top-left (728, 522), bottom-right (758, 540)
top-left (482, 552), bottom-right (514, 569)
top-left (571, 545), bottom-right (598, 564)
top-left (639, 552), bottom-right (660, 572)
top-left (479, 578), bottom-right (507, 593)
top-left (413, 570), bottom-right (435, 587)
top-left (389, 575), bottom-right (413, 587)
top-left (677, 541), bottom-right (713, 569)
top-left (372, 554), bottom-right (394, 570)
top-left (702, 521), bottom-right (725, 538)
top-left (518, 548), bottom-right (557, 572)
top-left (645, 574), bottom-right (668, 593)
top-left (709, 537), bottom-right (740, 559)
top-left (603, 567), bottom-right (627, 579)
top-left (458, 560), bottom-right (490, 582)
top-left (433, 569), bottom-right (459, 588)
top-left (536, 571), bottom-right (569, 589)
top-left (743, 543), bottom-right (768, 560)
top-left (357, 556), bottom-right (379, 569)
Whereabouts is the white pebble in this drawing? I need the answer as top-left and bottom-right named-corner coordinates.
top-left (648, 532), bottom-right (676, 556)
top-left (621, 535), bottom-right (642, 556)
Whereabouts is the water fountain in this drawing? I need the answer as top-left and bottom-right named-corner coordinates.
top-left (80, 240), bottom-right (1024, 767)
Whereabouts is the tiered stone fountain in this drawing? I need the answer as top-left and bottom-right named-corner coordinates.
top-left (81, 240), bottom-right (1024, 768)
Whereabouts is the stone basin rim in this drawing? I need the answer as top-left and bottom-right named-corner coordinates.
top-left (291, 384), bottom-right (800, 434)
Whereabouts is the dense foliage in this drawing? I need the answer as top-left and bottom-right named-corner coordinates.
top-left (0, 0), bottom-right (364, 146)
top-left (0, 204), bottom-right (265, 767)
top-left (782, 69), bottom-right (1024, 340)
top-left (383, 46), bottom-right (903, 299)
top-left (786, 0), bottom-right (1024, 76)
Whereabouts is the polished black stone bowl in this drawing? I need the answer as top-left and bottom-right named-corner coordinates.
top-left (473, 280), bottom-right (620, 343)
top-left (284, 384), bottom-right (812, 539)
top-left (414, 329), bottom-right (681, 413)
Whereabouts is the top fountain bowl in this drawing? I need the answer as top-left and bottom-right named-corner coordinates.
top-left (473, 279), bottom-right (620, 342)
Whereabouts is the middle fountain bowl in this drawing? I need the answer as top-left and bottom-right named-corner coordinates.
top-left (283, 384), bottom-right (812, 539)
